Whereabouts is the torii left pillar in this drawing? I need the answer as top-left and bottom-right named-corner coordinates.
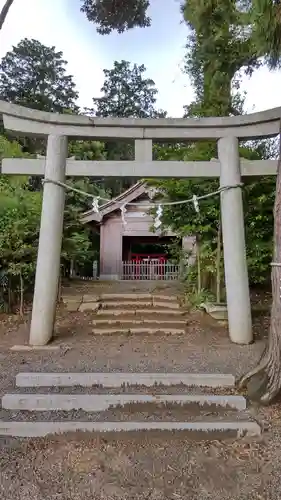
top-left (29, 135), bottom-right (68, 345)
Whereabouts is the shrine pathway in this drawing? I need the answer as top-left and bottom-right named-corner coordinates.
top-left (0, 286), bottom-right (276, 500)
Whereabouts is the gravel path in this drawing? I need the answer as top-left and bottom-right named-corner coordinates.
top-left (0, 428), bottom-right (279, 499)
top-left (1, 302), bottom-right (279, 499)
top-left (0, 405), bottom-right (249, 423)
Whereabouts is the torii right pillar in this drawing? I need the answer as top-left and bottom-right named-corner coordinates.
top-left (218, 136), bottom-right (253, 344)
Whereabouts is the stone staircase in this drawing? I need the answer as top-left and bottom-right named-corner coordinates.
top-left (63, 292), bottom-right (188, 335)
top-left (0, 372), bottom-right (261, 438)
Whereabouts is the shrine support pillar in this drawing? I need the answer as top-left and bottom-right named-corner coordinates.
top-left (218, 135), bottom-right (252, 344)
top-left (29, 135), bottom-right (68, 345)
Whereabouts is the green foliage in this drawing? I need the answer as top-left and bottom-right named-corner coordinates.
top-left (87, 59), bottom-right (166, 195)
top-left (62, 177), bottom-right (107, 271)
top-left (182, 0), bottom-right (260, 117)
top-left (0, 174), bottom-right (41, 312)
top-left (69, 140), bottom-right (106, 160)
top-left (80, 0), bottom-right (151, 34)
top-left (0, 133), bottom-right (108, 309)
top-left (0, 42), bottom-right (171, 311)
top-left (0, 134), bottom-right (33, 162)
top-left (244, 176), bottom-right (275, 283)
top-left (185, 285), bottom-right (216, 310)
top-left (0, 38), bottom-right (79, 112)
top-left (251, 0), bottom-right (281, 69)
top-left (78, 0), bottom-right (281, 73)
top-left (146, 0), bottom-right (278, 295)
top-left (90, 60), bottom-right (166, 118)
top-left (151, 138), bottom-right (275, 288)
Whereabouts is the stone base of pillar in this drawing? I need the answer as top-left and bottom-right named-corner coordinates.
top-left (99, 274), bottom-right (120, 281)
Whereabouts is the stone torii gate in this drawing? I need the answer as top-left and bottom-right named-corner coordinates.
top-left (0, 101), bottom-right (280, 347)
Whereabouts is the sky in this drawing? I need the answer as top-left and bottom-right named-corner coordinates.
top-left (0, 0), bottom-right (281, 117)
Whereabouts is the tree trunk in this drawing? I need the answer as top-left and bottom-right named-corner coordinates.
top-left (7, 276), bottom-right (12, 313)
top-left (70, 259), bottom-right (75, 278)
top-left (239, 124), bottom-right (281, 404)
top-left (216, 219), bottom-right (222, 304)
top-left (0, 0), bottom-right (15, 30)
top-left (197, 237), bottom-right (202, 294)
top-left (57, 272), bottom-right (62, 303)
top-left (19, 272), bottom-right (24, 317)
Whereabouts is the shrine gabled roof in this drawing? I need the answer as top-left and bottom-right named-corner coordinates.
top-left (80, 181), bottom-right (149, 224)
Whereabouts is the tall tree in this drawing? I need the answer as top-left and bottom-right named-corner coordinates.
top-left (183, 0), bottom-right (259, 118)
top-left (251, 0), bottom-right (281, 69)
top-left (91, 60), bottom-right (165, 118)
top-left (239, 137), bottom-right (281, 404)
top-left (80, 0), bottom-right (150, 34)
top-left (0, 38), bottom-right (79, 113)
top-left (237, 0), bottom-right (281, 403)
top-left (88, 60), bottom-right (166, 195)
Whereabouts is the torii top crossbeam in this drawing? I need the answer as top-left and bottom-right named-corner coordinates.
top-left (0, 100), bottom-right (280, 140)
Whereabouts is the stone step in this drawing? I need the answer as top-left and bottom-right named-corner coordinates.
top-left (92, 326), bottom-right (186, 335)
top-left (63, 293), bottom-right (181, 313)
top-left (2, 372), bottom-right (259, 439)
top-left (151, 295), bottom-right (180, 302)
top-left (153, 301), bottom-right (180, 309)
top-left (101, 301), bottom-right (180, 310)
top-left (101, 293), bottom-right (151, 300)
top-left (92, 317), bottom-right (187, 326)
top-left (99, 293), bottom-right (179, 302)
top-left (2, 393), bottom-right (246, 412)
top-left (0, 420), bottom-right (261, 438)
top-left (15, 372), bottom-right (236, 388)
top-left (97, 308), bottom-right (184, 316)
top-left (101, 301), bottom-right (152, 308)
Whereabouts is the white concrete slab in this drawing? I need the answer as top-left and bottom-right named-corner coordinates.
top-left (100, 293), bottom-right (152, 300)
top-left (152, 301), bottom-right (180, 309)
top-left (10, 345), bottom-right (69, 352)
top-left (16, 372), bottom-right (236, 388)
top-left (97, 309), bottom-right (183, 316)
top-left (92, 319), bottom-right (187, 325)
top-left (101, 301), bottom-right (152, 308)
top-left (92, 327), bottom-right (185, 335)
top-left (128, 328), bottom-right (185, 334)
top-left (2, 394), bottom-right (246, 411)
top-left (0, 420), bottom-right (261, 437)
top-left (151, 295), bottom-right (179, 302)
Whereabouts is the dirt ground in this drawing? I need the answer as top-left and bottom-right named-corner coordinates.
top-left (0, 429), bottom-right (278, 500)
top-left (0, 286), bottom-right (279, 499)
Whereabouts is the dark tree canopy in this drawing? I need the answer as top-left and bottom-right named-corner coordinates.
top-left (91, 60), bottom-right (166, 118)
top-left (80, 0), bottom-right (151, 34)
top-left (251, 0), bottom-right (281, 69)
top-left (0, 38), bottom-right (79, 113)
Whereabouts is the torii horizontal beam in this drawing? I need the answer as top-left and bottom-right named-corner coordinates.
top-left (1, 158), bottom-right (278, 178)
top-left (0, 99), bottom-right (280, 139)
